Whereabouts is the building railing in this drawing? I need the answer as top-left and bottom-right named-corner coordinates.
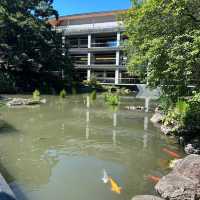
top-left (91, 41), bottom-right (118, 48)
top-left (96, 77), bottom-right (140, 84)
top-left (96, 77), bottom-right (115, 83)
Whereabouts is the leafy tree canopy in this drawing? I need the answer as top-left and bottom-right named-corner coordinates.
top-left (0, 0), bottom-right (72, 92)
top-left (123, 0), bottom-right (200, 101)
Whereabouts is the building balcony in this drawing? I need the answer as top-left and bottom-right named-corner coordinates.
top-left (74, 64), bottom-right (126, 70)
top-left (59, 22), bottom-right (125, 35)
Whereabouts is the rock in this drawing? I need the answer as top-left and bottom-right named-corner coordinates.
top-left (125, 106), bottom-right (136, 111)
top-left (6, 98), bottom-right (46, 108)
top-left (0, 173), bottom-right (16, 199)
top-left (136, 106), bottom-right (145, 111)
top-left (125, 106), bottom-right (145, 111)
top-left (185, 143), bottom-right (200, 155)
top-left (168, 159), bottom-right (182, 169)
top-left (131, 195), bottom-right (164, 200)
top-left (160, 125), bottom-right (173, 135)
top-left (151, 113), bottom-right (163, 124)
top-left (155, 154), bottom-right (200, 200)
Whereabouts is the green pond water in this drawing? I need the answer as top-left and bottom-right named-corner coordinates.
top-left (0, 94), bottom-right (184, 200)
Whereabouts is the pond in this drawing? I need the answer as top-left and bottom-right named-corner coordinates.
top-left (0, 94), bottom-right (184, 200)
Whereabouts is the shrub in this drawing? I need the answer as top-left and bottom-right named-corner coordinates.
top-left (164, 100), bottom-right (189, 127)
top-left (104, 93), bottom-right (119, 106)
top-left (90, 90), bottom-right (97, 101)
top-left (184, 92), bottom-right (200, 129)
top-left (32, 89), bottom-right (40, 100)
top-left (163, 92), bottom-right (200, 138)
top-left (59, 89), bottom-right (67, 98)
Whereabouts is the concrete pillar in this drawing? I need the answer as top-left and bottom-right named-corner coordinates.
top-left (115, 69), bottom-right (119, 85)
top-left (117, 32), bottom-right (121, 47)
top-left (88, 34), bottom-right (92, 48)
top-left (88, 52), bottom-right (91, 66)
top-left (87, 69), bottom-right (91, 81)
top-left (116, 51), bottom-right (120, 66)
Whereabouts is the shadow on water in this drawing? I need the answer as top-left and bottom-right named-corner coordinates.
top-left (0, 121), bottom-right (18, 134)
top-left (0, 192), bottom-right (16, 200)
top-left (0, 163), bottom-right (28, 200)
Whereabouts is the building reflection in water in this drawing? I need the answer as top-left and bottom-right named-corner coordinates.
top-left (86, 96), bottom-right (90, 140)
top-left (143, 97), bottom-right (150, 148)
top-left (85, 95), bottom-right (151, 147)
top-left (112, 112), bottom-right (117, 146)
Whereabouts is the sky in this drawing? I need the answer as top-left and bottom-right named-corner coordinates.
top-left (53, 0), bottom-right (131, 16)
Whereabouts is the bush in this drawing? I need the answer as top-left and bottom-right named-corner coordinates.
top-left (104, 93), bottom-right (119, 106)
top-left (32, 89), bottom-right (40, 100)
top-left (163, 92), bottom-right (200, 138)
top-left (59, 89), bottom-right (67, 98)
top-left (164, 100), bottom-right (189, 127)
top-left (90, 90), bottom-right (97, 101)
top-left (184, 92), bottom-right (200, 129)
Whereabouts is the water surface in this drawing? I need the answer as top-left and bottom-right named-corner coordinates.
top-left (0, 95), bottom-right (183, 200)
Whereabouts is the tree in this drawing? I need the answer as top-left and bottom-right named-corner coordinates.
top-left (123, 0), bottom-right (200, 101)
top-left (0, 0), bottom-right (72, 92)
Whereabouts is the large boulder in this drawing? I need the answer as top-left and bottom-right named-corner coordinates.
top-left (150, 113), bottom-right (163, 124)
top-left (132, 195), bottom-right (164, 200)
top-left (155, 154), bottom-right (200, 200)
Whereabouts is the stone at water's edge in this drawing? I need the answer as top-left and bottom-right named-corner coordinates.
top-left (150, 113), bottom-right (163, 124)
top-left (6, 98), bottom-right (46, 108)
top-left (0, 173), bottom-right (16, 199)
top-left (155, 154), bottom-right (200, 200)
top-left (132, 195), bottom-right (164, 200)
top-left (160, 125), bottom-right (173, 135)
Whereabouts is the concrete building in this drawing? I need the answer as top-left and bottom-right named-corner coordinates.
top-left (50, 10), bottom-right (138, 85)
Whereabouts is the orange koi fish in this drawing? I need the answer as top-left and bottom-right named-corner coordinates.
top-left (109, 177), bottom-right (122, 194)
top-left (162, 148), bottom-right (181, 159)
top-left (147, 175), bottom-right (161, 184)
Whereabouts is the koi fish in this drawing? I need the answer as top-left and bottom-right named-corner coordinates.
top-left (147, 175), bottom-right (161, 183)
top-left (102, 169), bottom-right (109, 184)
top-left (162, 148), bottom-right (181, 159)
top-left (109, 177), bottom-right (122, 194)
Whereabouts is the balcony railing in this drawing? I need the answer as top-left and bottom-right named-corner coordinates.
top-left (96, 77), bottom-right (115, 83)
top-left (96, 77), bottom-right (140, 84)
top-left (91, 41), bottom-right (118, 48)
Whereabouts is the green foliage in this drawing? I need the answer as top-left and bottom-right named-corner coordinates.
top-left (59, 89), bottom-right (67, 98)
top-left (123, 0), bottom-right (200, 102)
top-left (184, 92), bottom-right (200, 128)
top-left (104, 93), bottom-right (119, 106)
top-left (0, 72), bottom-right (16, 93)
top-left (90, 90), bottom-right (97, 101)
top-left (33, 89), bottom-right (40, 100)
top-left (0, 0), bottom-right (72, 92)
top-left (163, 92), bottom-right (200, 136)
top-left (164, 100), bottom-right (189, 127)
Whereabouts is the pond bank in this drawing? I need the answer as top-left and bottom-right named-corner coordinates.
top-left (132, 154), bottom-right (200, 200)
top-left (150, 111), bottom-right (200, 155)
top-left (0, 173), bottom-right (17, 200)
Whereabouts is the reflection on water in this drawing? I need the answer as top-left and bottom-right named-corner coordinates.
top-left (0, 95), bottom-right (183, 200)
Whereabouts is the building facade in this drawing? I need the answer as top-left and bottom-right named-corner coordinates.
top-left (50, 10), bottom-right (137, 85)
